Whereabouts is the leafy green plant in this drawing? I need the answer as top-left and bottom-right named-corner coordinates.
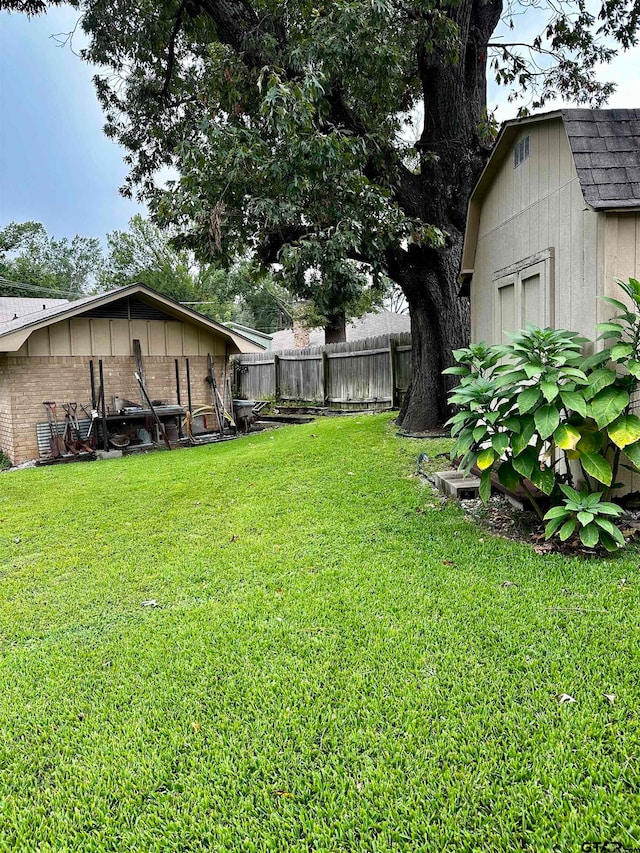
top-left (543, 485), bottom-right (624, 551)
top-left (445, 278), bottom-right (640, 551)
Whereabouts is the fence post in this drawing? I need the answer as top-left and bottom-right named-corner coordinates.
top-left (273, 353), bottom-right (280, 403)
top-left (389, 336), bottom-right (398, 408)
top-left (322, 350), bottom-right (330, 407)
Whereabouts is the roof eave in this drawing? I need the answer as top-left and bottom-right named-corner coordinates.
top-left (0, 283), bottom-right (265, 353)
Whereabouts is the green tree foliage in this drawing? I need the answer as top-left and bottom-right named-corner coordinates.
top-left (0, 221), bottom-right (103, 298)
top-left (446, 279), bottom-right (640, 552)
top-left (14, 0), bottom-right (640, 428)
top-left (101, 215), bottom-right (291, 330)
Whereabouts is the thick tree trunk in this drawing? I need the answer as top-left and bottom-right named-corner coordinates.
top-left (388, 0), bottom-right (502, 432)
top-left (324, 309), bottom-right (346, 344)
top-left (393, 238), bottom-right (469, 431)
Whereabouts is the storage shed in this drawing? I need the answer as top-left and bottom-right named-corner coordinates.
top-left (0, 283), bottom-right (263, 464)
top-left (460, 108), bottom-right (640, 345)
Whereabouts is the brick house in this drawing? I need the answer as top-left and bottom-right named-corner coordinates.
top-left (0, 283), bottom-right (263, 464)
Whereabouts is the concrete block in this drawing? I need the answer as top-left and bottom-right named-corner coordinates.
top-left (95, 450), bottom-right (123, 460)
top-left (433, 469), bottom-right (482, 500)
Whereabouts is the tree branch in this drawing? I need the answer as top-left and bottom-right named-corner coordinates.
top-left (162, 0), bottom-right (189, 99)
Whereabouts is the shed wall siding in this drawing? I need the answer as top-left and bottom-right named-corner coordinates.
top-left (22, 318), bottom-right (227, 359)
top-left (601, 212), bottom-right (640, 318)
top-left (471, 118), bottom-right (601, 344)
top-left (0, 354), bottom-right (228, 465)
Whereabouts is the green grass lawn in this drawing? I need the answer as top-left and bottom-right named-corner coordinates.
top-left (0, 414), bottom-right (638, 852)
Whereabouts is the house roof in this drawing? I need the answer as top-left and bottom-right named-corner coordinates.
top-left (0, 283), bottom-right (265, 353)
top-left (224, 321), bottom-right (274, 348)
top-left (270, 309), bottom-right (410, 351)
top-left (562, 109), bottom-right (640, 209)
top-left (460, 107), bottom-right (640, 289)
top-left (0, 295), bottom-right (69, 325)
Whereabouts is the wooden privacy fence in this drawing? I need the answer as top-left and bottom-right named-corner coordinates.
top-left (232, 332), bottom-right (412, 409)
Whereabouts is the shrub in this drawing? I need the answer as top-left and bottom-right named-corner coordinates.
top-left (445, 278), bottom-right (640, 551)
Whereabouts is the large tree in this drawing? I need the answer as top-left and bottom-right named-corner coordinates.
top-left (0, 220), bottom-right (103, 297)
top-left (101, 213), bottom-right (293, 329)
top-left (7, 0), bottom-right (639, 429)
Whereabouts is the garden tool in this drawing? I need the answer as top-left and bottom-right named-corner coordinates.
top-left (43, 401), bottom-right (66, 457)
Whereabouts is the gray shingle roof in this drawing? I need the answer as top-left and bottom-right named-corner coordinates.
top-left (0, 296), bottom-right (69, 328)
top-left (562, 109), bottom-right (640, 209)
top-left (0, 284), bottom-right (264, 353)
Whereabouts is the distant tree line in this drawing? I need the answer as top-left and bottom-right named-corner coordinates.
top-left (0, 216), bottom-right (295, 333)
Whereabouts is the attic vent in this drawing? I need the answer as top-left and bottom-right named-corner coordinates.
top-left (82, 296), bottom-right (175, 321)
top-left (514, 135), bottom-right (530, 168)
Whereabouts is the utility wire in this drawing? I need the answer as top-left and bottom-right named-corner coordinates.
top-left (0, 277), bottom-right (78, 299)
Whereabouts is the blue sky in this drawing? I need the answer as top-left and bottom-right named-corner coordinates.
top-left (0, 6), bottom-right (143, 244)
top-left (0, 5), bottom-right (638, 247)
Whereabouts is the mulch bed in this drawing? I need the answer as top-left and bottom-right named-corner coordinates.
top-left (457, 493), bottom-right (640, 556)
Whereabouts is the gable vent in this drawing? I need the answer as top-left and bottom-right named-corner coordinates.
top-left (82, 296), bottom-right (177, 322)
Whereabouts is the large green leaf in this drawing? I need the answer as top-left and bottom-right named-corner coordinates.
top-left (534, 404), bottom-right (560, 440)
top-left (579, 523), bottom-right (600, 548)
top-left (502, 417), bottom-right (521, 434)
top-left (531, 465), bottom-right (555, 495)
top-left (517, 387), bottom-right (541, 414)
top-left (479, 468), bottom-right (492, 502)
top-left (581, 452), bottom-right (613, 486)
top-left (473, 424), bottom-right (487, 443)
top-left (442, 366), bottom-right (471, 375)
top-left (541, 380), bottom-right (559, 402)
top-left (608, 414), bottom-right (640, 449)
top-left (595, 321), bottom-right (624, 338)
top-left (610, 342), bottom-right (634, 361)
top-left (584, 368), bottom-right (617, 401)
top-left (524, 362), bottom-right (544, 379)
top-left (589, 386), bottom-right (630, 429)
top-left (497, 460), bottom-right (520, 490)
top-left (598, 295), bottom-right (631, 313)
top-left (511, 446), bottom-right (538, 480)
top-left (559, 518), bottom-right (577, 541)
top-left (559, 390), bottom-right (587, 418)
top-left (624, 440), bottom-right (640, 469)
top-left (627, 359), bottom-right (640, 378)
top-left (512, 417), bottom-right (536, 456)
top-left (491, 432), bottom-right (510, 455)
top-left (594, 517), bottom-right (625, 545)
top-left (545, 515), bottom-right (566, 538)
top-left (580, 350), bottom-right (611, 371)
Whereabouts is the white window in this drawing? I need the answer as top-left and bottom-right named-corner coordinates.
top-left (513, 135), bottom-right (530, 168)
top-left (493, 249), bottom-right (554, 344)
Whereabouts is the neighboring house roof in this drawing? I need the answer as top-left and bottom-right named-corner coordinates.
top-left (224, 321), bottom-right (274, 349)
top-left (0, 295), bottom-right (69, 325)
top-left (460, 107), bottom-right (640, 288)
top-left (0, 283), bottom-right (265, 353)
top-left (270, 310), bottom-right (411, 351)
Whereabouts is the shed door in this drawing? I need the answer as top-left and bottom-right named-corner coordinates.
top-left (497, 281), bottom-right (516, 344)
top-left (522, 272), bottom-right (542, 328)
top-left (493, 251), bottom-right (553, 345)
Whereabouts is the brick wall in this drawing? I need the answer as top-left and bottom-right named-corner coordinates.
top-left (0, 358), bottom-right (14, 462)
top-left (0, 354), bottom-right (228, 464)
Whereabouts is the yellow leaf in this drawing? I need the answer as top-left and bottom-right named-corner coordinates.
top-left (476, 448), bottom-right (495, 471)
